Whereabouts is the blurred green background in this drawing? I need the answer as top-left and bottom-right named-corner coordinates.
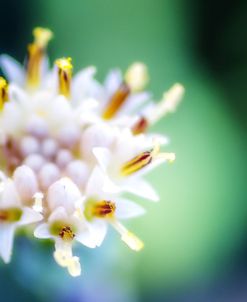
top-left (0, 0), bottom-right (246, 301)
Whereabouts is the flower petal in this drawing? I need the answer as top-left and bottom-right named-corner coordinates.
top-left (1, 179), bottom-right (21, 208)
top-left (123, 178), bottom-right (159, 202)
top-left (34, 223), bottom-right (51, 239)
top-left (115, 198), bottom-right (146, 219)
top-left (0, 223), bottom-right (16, 263)
top-left (92, 147), bottom-right (111, 171)
top-left (18, 207), bottom-right (43, 226)
top-left (87, 220), bottom-right (107, 247)
top-left (0, 55), bottom-right (25, 85)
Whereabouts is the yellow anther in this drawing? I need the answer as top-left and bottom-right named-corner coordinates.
top-left (121, 142), bottom-right (175, 176)
top-left (56, 57), bottom-right (73, 98)
top-left (131, 116), bottom-right (149, 135)
top-left (85, 199), bottom-right (116, 220)
top-left (121, 150), bottom-right (153, 176)
top-left (124, 62), bottom-right (149, 92)
top-left (102, 82), bottom-right (130, 120)
top-left (33, 27), bottom-right (53, 48)
top-left (0, 77), bottom-right (8, 110)
top-left (26, 27), bottom-right (53, 88)
top-left (102, 62), bottom-right (148, 120)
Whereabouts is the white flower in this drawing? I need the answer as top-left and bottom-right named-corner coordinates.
top-left (76, 167), bottom-right (145, 250)
top-left (34, 178), bottom-right (95, 277)
top-left (93, 128), bottom-right (174, 201)
top-left (0, 177), bottom-right (42, 263)
top-left (0, 27), bottom-right (184, 276)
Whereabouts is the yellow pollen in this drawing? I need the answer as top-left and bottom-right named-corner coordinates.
top-left (102, 82), bottom-right (130, 120)
top-left (26, 27), bottom-right (53, 88)
top-left (56, 57), bottom-right (73, 98)
top-left (0, 77), bottom-right (8, 111)
top-left (59, 226), bottom-right (75, 241)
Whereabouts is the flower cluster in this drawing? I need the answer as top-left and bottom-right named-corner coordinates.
top-left (0, 27), bottom-right (184, 276)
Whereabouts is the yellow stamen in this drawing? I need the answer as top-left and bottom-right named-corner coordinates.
top-left (26, 27), bottom-right (53, 88)
top-left (85, 199), bottom-right (116, 220)
top-left (121, 142), bottom-right (175, 176)
top-left (111, 220), bottom-right (144, 251)
top-left (121, 150), bottom-right (153, 176)
top-left (0, 77), bottom-right (8, 110)
top-left (56, 57), bottom-right (73, 98)
top-left (124, 62), bottom-right (149, 92)
top-left (102, 82), bottom-right (130, 120)
top-left (131, 116), bottom-right (149, 135)
top-left (147, 83), bottom-right (184, 125)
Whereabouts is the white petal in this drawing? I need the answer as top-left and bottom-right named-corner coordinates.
top-left (47, 178), bottom-right (81, 213)
top-left (123, 178), bottom-right (159, 202)
top-left (75, 228), bottom-right (98, 248)
top-left (0, 223), bottom-right (16, 263)
top-left (1, 179), bottom-right (21, 208)
top-left (48, 206), bottom-right (69, 223)
top-left (115, 199), bottom-right (146, 219)
top-left (87, 220), bottom-right (107, 247)
top-left (104, 69), bottom-right (122, 96)
top-left (72, 66), bottom-right (103, 105)
top-left (85, 166), bottom-right (105, 196)
top-left (0, 55), bottom-right (25, 85)
top-left (34, 223), bottom-right (51, 239)
top-left (18, 207), bottom-right (43, 226)
top-left (120, 92), bottom-right (150, 115)
top-left (92, 147), bottom-right (111, 171)
top-left (80, 124), bottom-right (115, 162)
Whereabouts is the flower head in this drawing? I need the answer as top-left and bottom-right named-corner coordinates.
top-left (0, 27), bottom-right (184, 276)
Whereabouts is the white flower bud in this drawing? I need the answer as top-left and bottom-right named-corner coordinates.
top-left (39, 163), bottom-right (60, 190)
top-left (13, 165), bottom-right (38, 203)
top-left (66, 160), bottom-right (90, 189)
top-left (26, 116), bottom-right (48, 139)
top-left (80, 124), bottom-right (114, 161)
top-left (41, 138), bottom-right (58, 159)
top-left (23, 153), bottom-right (46, 172)
top-left (55, 149), bottom-right (73, 168)
top-left (58, 124), bottom-right (80, 148)
top-left (47, 177), bottom-right (81, 213)
top-left (20, 136), bottom-right (40, 157)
